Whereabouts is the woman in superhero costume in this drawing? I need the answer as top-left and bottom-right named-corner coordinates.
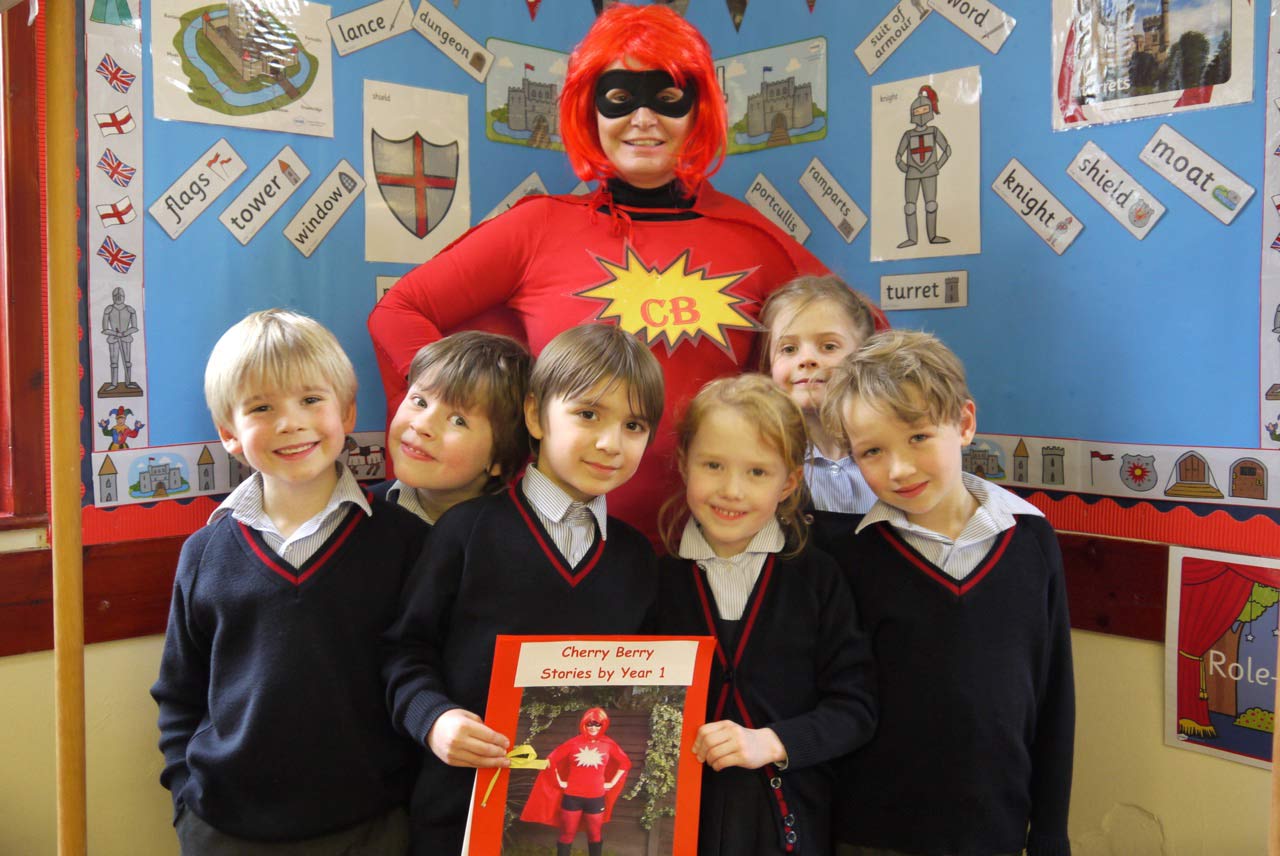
top-left (368, 4), bottom-right (886, 542)
top-left (520, 708), bottom-right (631, 856)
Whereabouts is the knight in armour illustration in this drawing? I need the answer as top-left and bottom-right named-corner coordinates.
top-left (101, 286), bottom-right (142, 396)
top-left (895, 85), bottom-right (951, 248)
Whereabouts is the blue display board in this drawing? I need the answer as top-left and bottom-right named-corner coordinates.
top-left (81, 0), bottom-right (1277, 531)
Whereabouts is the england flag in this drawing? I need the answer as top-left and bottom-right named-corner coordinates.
top-left (96, 196), bottom-right (136, 227)
top-left (94, 106), bottom-right (136, 137)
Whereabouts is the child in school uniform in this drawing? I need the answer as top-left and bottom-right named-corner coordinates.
top-left (382, 322), bottom-right (665, 856)
top-left (655, 373), bottom-right (878, 856)
top-left (372, 330), bottom-right (532, 525)
top-left (151, 309), bottom-right (427, 855)
top-left (760, 275), bottom-right (879, 515)
top-left (820, 330), bottom-right (1075, 856)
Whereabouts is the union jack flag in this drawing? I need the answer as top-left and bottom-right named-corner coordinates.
top-left (96, 148), bottom-right (136, 187)
top-left (96, 236), bottom-right (136, 274)
top-left (95, 54), bottom-right (136, 94)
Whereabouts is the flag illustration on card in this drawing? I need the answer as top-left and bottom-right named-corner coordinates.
top-left (96, 148), bottom-right (136, 187)
top-left (95, 54), bottom-right (136, 94)
top-left (526, 0), bottom-right (541, 19)
top-left (96, 196), bottom-right (136, 227)
top-left (96, 236), bottom-right (136, 274)
top-left (95, 106), bottom-right (136, 136)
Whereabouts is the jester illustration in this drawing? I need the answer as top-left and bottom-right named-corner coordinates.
top-left (895, 84), bottom-right (951, 248)
top-left (521, 708), bottom-right (632, 856)
top-left (100, 286), bottom-right (142, 396)
top-left (98, 406), bottom-right (143, 450)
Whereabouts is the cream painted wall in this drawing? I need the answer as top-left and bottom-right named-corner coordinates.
top-left (0, 629), bottom-right (1270, 854)
top-left (1070, 630), bottom-right (1269, 855)
top-left (0, 636), bottom-right (175, 856)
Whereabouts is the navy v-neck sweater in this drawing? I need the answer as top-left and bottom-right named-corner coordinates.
top-left (819, 514), bottom-right (1075, 856)
top-left (382, 480), bottom-right (657, 855)
top-left (655, 546), bottom-right (878, 855)
top-left (150, 499), bottom-right (429, 842)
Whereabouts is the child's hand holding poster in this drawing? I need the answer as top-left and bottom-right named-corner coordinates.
top-left (464, 635), bottom-right (715, 856)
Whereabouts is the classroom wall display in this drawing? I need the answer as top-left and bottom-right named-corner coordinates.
top-left (870, 65), bottom-right (981, 261)
top-left (1051, 0), bottom-right (1253, 131)
top-left (1164, 547), bottom-right (1280, 770)
top-left (72, 1), bottom-right (1280, 551)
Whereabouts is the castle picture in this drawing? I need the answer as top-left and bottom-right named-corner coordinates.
top-left (202, 0), bottom-right (301, 85)
top-left (505, 77), bottom-right (559, 147)
top-left (745, 76), bottom-right (813, 140)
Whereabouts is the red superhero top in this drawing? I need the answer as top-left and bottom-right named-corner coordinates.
top-left (368, 5), bottom-right (888, 544)
top-left (367, 186), bottom-right (889, 543)
top-left (521, 708), bottom-right (632, 825)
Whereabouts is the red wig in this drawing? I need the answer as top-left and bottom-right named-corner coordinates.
top-left (579, 707), bottom-right (611, 735)
top-left (559, 4), bottom-right (727, 194)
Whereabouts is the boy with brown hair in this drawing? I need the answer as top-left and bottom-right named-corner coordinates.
top-left (374, 330), bottom-right (532, 524)
top-left (383, 323), bottom-right (665, 856)
top-left (819, 330), bottom-right (1075, 856)
top-left (152, 309), bottom-right (426, 854)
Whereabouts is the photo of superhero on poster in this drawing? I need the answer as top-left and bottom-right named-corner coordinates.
top-left (869, 65), bottom-right (982, 262)
top-left (497, 686), bottom-right (687, 856)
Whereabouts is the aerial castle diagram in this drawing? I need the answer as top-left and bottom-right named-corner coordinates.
top-left (173, 1), bottom-right (318, 116)
top-left (151, 0), bottom-right (334, 137)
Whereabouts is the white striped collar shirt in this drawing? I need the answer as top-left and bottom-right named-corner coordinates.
top-left (209, 464), bottom-right (371, 567)
top-left (678, 516), bottom-right (786, 621)
top-left (805, 444), bottom-right (877, 514)
top-left (383, 480), bottom-right (434, 524)
top-left (522, 465), bottom-right (608, 566)
top-left (856, 471), bottom-right (1043, 580)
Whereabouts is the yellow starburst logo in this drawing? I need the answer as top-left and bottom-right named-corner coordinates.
top-left (576, 245), bottom-right (758, 356)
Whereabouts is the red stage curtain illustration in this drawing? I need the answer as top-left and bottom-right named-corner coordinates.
top-left (1176, 558), bottom-right (1279, 737)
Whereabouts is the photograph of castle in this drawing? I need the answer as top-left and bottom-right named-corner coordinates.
top-left (1052, 0), bottom-right (1251, 129)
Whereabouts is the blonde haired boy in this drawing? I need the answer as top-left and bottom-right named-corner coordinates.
top-left (819, 330), bottom-right (1075, 856)
top-left (152, 309), bottom-right (426, 855)
top-left (384, 323), bottom-right (664, 856)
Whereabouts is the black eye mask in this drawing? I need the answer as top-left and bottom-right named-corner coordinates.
top-left (594, 69), bottom-right (696, 119)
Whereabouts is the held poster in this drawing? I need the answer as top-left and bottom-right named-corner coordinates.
top-left (464, 635), bottom-right (716, 856)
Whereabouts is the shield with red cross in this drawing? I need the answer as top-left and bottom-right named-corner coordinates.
top-left (371, 131), bottom-right (458, 239)
top-left (909, 129), bottom-right (936, 166)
